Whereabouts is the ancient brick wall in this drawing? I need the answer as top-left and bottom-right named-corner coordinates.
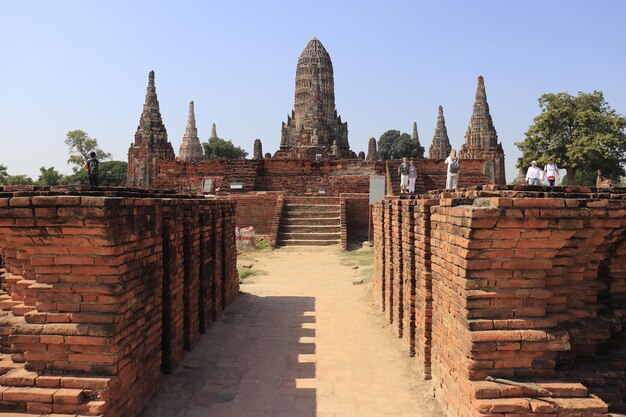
top-left (224, 192), bottom-right (283, 239)
top-left (373, 185), bottom-right (626, 417)
top-left (420, 158), bottom-right (489, 191)
top-left (154, 159), bottom-right (385, 196)
top-left (342, 193), bottom-right (370, 243)
top-left (0, 186), bottom-right (238, 417)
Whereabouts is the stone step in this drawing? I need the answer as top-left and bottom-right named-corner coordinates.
top-left (278, 240), bottom-right (341, 246)
top-left (283, 211), bottom-right (339, 219)
top-left (472, 395), bottom-right (608, 415)
top-left (0, 385), bottom-right (107, 415)
top-left (279, 225), bottom-right (341, 233)
top-left (0, 300), bottom-right (23, 311)
top-left (278, 232), bottom-right (341, 241)
top-left (281, 217), bottom-right (340, 226)
top-left (10, 303), bottom-right (36, 316)
top-left (473, 380), bottom-right (589, 399)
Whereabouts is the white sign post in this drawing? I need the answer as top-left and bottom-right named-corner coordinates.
top-left (368, 175), bottom-right (386, 242)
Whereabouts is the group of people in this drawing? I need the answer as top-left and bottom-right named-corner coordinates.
top-left (525, 159), bottom-right (560, 186)
top-left (398, 150), bottom-right (461, 193)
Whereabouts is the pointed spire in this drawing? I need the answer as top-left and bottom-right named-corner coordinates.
top-left (429, 105), bottom-right (452, 159)
top-left (253, 139), bottom-right (263, 159)
top-left (178, 101), bottom-right (203, 162)
top-left (210, 123), bottom-right (218, 140)
top-left (458, 75), bottom-right (507, 184)
top-left (127, 70), bottom-right (175, 187)
top-left (412, 122), bottom-right (419, 141)
top-left (463, 75), bottom-right (497, 150)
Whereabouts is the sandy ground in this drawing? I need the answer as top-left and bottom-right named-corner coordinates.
top-left (140, 245), bottom-right (444, 417)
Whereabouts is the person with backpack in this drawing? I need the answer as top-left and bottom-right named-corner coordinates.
top-left (85, 151), bottom-right (99, 186)
top-left (445, 149), bottom-right (460, 189)
top-left (398, 157), bottom-right (410, 194)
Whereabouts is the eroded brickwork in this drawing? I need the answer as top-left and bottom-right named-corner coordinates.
top-left (0, 186), bottom-right (238, 417)
top-left (374, 185), bottom-right (626, 417)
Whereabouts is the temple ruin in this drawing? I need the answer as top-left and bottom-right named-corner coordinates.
top-left (275, 38), bottom-right (353, 160)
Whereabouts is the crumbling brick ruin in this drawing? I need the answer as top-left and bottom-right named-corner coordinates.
top-left (374, 185), bottom-right (626, 417)
top-left (0, 186), bottom-right (238, 416)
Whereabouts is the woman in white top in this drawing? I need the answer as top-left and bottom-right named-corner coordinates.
top-left (408, 160), bottom-right (417, 193)
top-left (543, 159), bottom-right (560, 186)
top-left (444, 150), bottom-right (459, 189)
top-left (525, 161), bottom-right (543, 185)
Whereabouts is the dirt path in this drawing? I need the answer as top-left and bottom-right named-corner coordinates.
top-left (140, 246), bottom-right (444, 417)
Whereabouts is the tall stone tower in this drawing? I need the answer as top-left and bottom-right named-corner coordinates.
top-left (412, 122), bottom-right (419, 142)
top-left (458, 76), bottom-right (506, 184)
top-left (276, 38), bottom-right (351, 159)
top-left (127, 71), bottom-right (175, 187)
top-left (429, 105), bottom-right (452, 159)
top-left (177, 101), bottom-right (204, 162)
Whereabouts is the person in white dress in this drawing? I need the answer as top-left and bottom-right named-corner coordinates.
top-left (408, 160), bottom-right (417, 193)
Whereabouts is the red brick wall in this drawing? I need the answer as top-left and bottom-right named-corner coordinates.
top-left (373, 186), bottom-right (626, 417)
top-left (153, 159), bottom-right (386, 195)
top-left (0, 186), bottom-right (239, 417)
top-left (420, 158), bottom-right (489, 190)
top-left (342, 193), bottom-right (370, 242)
top-left (224, 192), bottom-right (283, 237)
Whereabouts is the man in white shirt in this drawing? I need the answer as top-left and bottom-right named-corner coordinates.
top-left (525, 161), bottom-right (543, 185)
top-left (444, 150), bottom-right (459, 189)
top-left (544, 159), bottom-right (560, 186)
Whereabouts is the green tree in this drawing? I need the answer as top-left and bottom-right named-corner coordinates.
top-left (37, 166), bottom-right (63, 186)
top-left (5, 175), bottom-right (35, 185)
top-left (377, 130), bottom-right (425, 161)
top-left (0, 164), bottom-right (7, 185)
top-left (98, 161), bottom-right (128, 185)
top-left (516, 91), bottom-right (626, 184)
top-left (64, 130), bottom-right (112, 172)
top-left (202, 137), bottom-right (248, 162)
top-left (59, 161), bottom-right (127, 186)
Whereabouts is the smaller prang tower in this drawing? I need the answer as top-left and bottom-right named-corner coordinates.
top-left (177, 101), bottom-right (204, 162)
top-left (458, 76), bottom-right (506, 184)
top-left (275, 38), bottom-right (352, 159)
top-left (428, 105), bottom-right (452, 159)
top-left (127, 71), bottom-right (175, 187)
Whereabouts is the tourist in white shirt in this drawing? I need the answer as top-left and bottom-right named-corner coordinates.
top-left (543, 159), bottom-right (560, 186)
top-left (444, 150), bottom-right (460, 190)
top-left (525, 160), bottom-right (543, 185)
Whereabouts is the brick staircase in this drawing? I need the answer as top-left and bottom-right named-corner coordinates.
top-left (0, 267), bottom-right (111, 416)
top-left (277, 197), bottom-right (341, 246)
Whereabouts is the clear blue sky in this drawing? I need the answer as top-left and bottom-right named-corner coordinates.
top-left (2, 0), bottom-right (625, 183)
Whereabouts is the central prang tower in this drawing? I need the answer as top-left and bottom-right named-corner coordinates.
top-left (275, 38), bottom-right (352, 159)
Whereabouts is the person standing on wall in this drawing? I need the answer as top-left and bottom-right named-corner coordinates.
top-left (444, 150), bottom-right (459, 189)
top-left (398, 157), bottom-right (410, 194)
top-left (85, 151), bottom-right (100, 186)
top-left (525, 160), bottom-right (543, 185)
top-left (544, 158), bottom-right (560, 186)
top-left (408, 160), bottom-right (417, 193)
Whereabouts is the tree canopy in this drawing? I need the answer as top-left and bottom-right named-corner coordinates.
top-left (516, 91), bottom-right (626, 183)
top-left (60, 161), bottom-right (127, 186)
top-left (65, 130), bottom-right (112, 172)
top-left (4, 175), bottom-right (35, 185)
top-left (37, 167), bottom-right (62, 186)
top-left (202, 137), bottom-right (248, 162)
top-left (377, 130), bottom-right (425, 161)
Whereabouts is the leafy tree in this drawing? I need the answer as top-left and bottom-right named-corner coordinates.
top-left (98, 161), bottom-right (127, 185)
top-left (203, 137), bottom-right (248, 162)
top-left (60, 161), bottom-right (127, 186)
top-left (516, 91), bottom-right (626, 184)
top-left (0, 164), bottom-right (7, 185)
top-left (5, 175), bottom-right (35, 185)
top-left (37, 166), bottom-right (63, 186)
top-left (377, 130), bottom-right (425, 160)
top-left (64, 130), bottom-right (112, 172)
